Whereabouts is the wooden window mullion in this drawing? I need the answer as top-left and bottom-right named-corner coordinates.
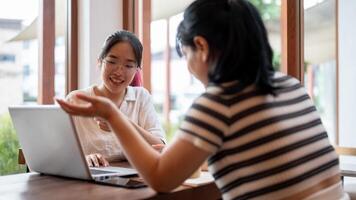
top-left (65, 0), bottom-right (78, 94)
top-left (281, 0), bottom-right (304, 82)
top-left (38, 0), bottom-right (55, 104)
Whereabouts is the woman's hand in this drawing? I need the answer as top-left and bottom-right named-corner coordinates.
top-left (56, 93), bottom-right (117, 121)
top-left (94, 117), bottom-right (111, 132)
top-left (86, 153), bottom-right (109, 167)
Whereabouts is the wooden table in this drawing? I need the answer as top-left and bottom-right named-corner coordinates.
top-left (2, 162), bottom-right (354, 199)
top-left (0, 172), bottom-right (221, 200)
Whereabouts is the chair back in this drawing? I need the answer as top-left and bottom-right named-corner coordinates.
top-left (130, 70), bottom-right (143, 87)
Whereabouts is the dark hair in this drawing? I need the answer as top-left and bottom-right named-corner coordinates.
top-left (176, 0), bottom-right (275, 94)
top-left (99, 30), bottom-right (143, 68)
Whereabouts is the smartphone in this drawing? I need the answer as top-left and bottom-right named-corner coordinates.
top-left (94, 176), bottom-right (147, 189)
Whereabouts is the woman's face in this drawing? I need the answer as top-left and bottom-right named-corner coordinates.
top-left (181, 45), bottom-right (209, 85)
top-left (100, 41), bottom-right (138, 94)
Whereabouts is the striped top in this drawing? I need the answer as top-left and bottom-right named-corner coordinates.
top-left (178, 72), bottom-right (342, 200)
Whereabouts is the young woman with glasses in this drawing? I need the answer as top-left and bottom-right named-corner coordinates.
top-left (66, 30), bottom-right (166, 167)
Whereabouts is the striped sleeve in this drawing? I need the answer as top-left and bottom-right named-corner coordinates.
top-left (178, 94), bottom-right (228, 153)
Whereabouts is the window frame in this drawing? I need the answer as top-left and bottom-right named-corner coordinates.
top-left (38, 0), bottom-right (55, 104)
top-left (283, 0), bottom-right (355, 153)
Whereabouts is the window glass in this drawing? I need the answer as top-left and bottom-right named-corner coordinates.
top-left (251, 0), bottom-right (281, 70)
top-left (151, 15), bottom-right (205, 141)
top-left (54, 0), bottom-right (66, 99)
top-left (0, 0), bottom-right (39, 175)
top-left (303, 0), bottom-right (336, 144)
top-left (338, 0), bottom-right (356, 164)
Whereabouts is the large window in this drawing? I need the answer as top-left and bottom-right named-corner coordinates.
top-left (0, 0), bottom-right (39, 175)
top-left (0, 0), bottom-right (69, 176)
top-left (303, 0), bottom-right (337, 144)
top-left (337, 0), bottom-right (356, 163)
top-left (151, 14), bottom-right (205, 141)
top-left (302, 0), bottom-right (356, 165)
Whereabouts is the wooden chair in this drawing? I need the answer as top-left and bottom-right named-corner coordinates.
top-left (18, 148), bottom-right (30, 172)
top-left (130, 70), bottom-right (143, 87)
top-left (18, 148), bottom-right (26, 165)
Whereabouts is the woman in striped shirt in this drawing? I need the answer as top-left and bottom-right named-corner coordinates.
top-left (56, 0), bottom-right (348, 199)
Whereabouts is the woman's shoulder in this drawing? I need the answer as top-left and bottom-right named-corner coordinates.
top-left (127, 86), bottom-right (151, 98)
top-left (125, 86), bottom-right (153, 107)
top-left (272, 71), bottom-right (300, 86)
top-left (66, 86), bottom-right (94, 102)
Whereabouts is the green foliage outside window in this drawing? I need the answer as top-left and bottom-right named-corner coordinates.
top-left (163, 122), bottom-right (180, 143)
top-left (0, 113), bottom-right (26, 175)
top-left (273, 52), bottom-right (281, 70)
top-left (249, 0), bottom-right (280, 21)
top-left (250, 0), bottom-right (281, 71)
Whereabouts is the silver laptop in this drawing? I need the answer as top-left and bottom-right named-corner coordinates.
top-left (8, 105), bottom-right (138, 181)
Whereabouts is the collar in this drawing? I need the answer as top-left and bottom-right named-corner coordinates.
top-left (206, 81), bottom-right (245, 95)
top-left (124, 86), bottom-right (136, 101)
top-left (91, 85), bottom-right (136, 102)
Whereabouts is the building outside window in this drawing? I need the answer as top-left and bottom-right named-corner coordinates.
top-left (0, 0), bottom-right (38, 175)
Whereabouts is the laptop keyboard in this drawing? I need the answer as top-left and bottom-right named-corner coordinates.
top-left (90, 169), bottom-right (116, 175)
top-left (90, 167), bottom-right (138, 177)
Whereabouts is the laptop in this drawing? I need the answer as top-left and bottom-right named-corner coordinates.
top-left (9, 105), bottom-right (145, 188)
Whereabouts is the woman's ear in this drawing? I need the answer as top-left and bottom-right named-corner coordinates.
top-left (193, 36), bottom-right (209, 62)
top-left (96, 59), bottom-right (102, 68)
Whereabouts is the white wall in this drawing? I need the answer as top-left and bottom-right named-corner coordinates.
top-left (78, 0), bottom-right (123, 89)
top-left (338, 1), bottom-right (356, 149)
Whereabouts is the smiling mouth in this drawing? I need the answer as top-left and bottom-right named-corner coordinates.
top-left (109, 76), bottom-right (125, 85)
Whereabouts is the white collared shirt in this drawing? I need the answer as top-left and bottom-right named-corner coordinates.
top-left (66, 85), bottom-right (166, 161)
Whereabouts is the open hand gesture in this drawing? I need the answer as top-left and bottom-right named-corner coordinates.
top-left (56, 93), bottom-right (117, 121)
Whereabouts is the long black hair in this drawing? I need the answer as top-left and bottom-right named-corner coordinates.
top-left (176, 0), bottom-right (275, 94)
top-left (99, 30), bottom-right (143, 68)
